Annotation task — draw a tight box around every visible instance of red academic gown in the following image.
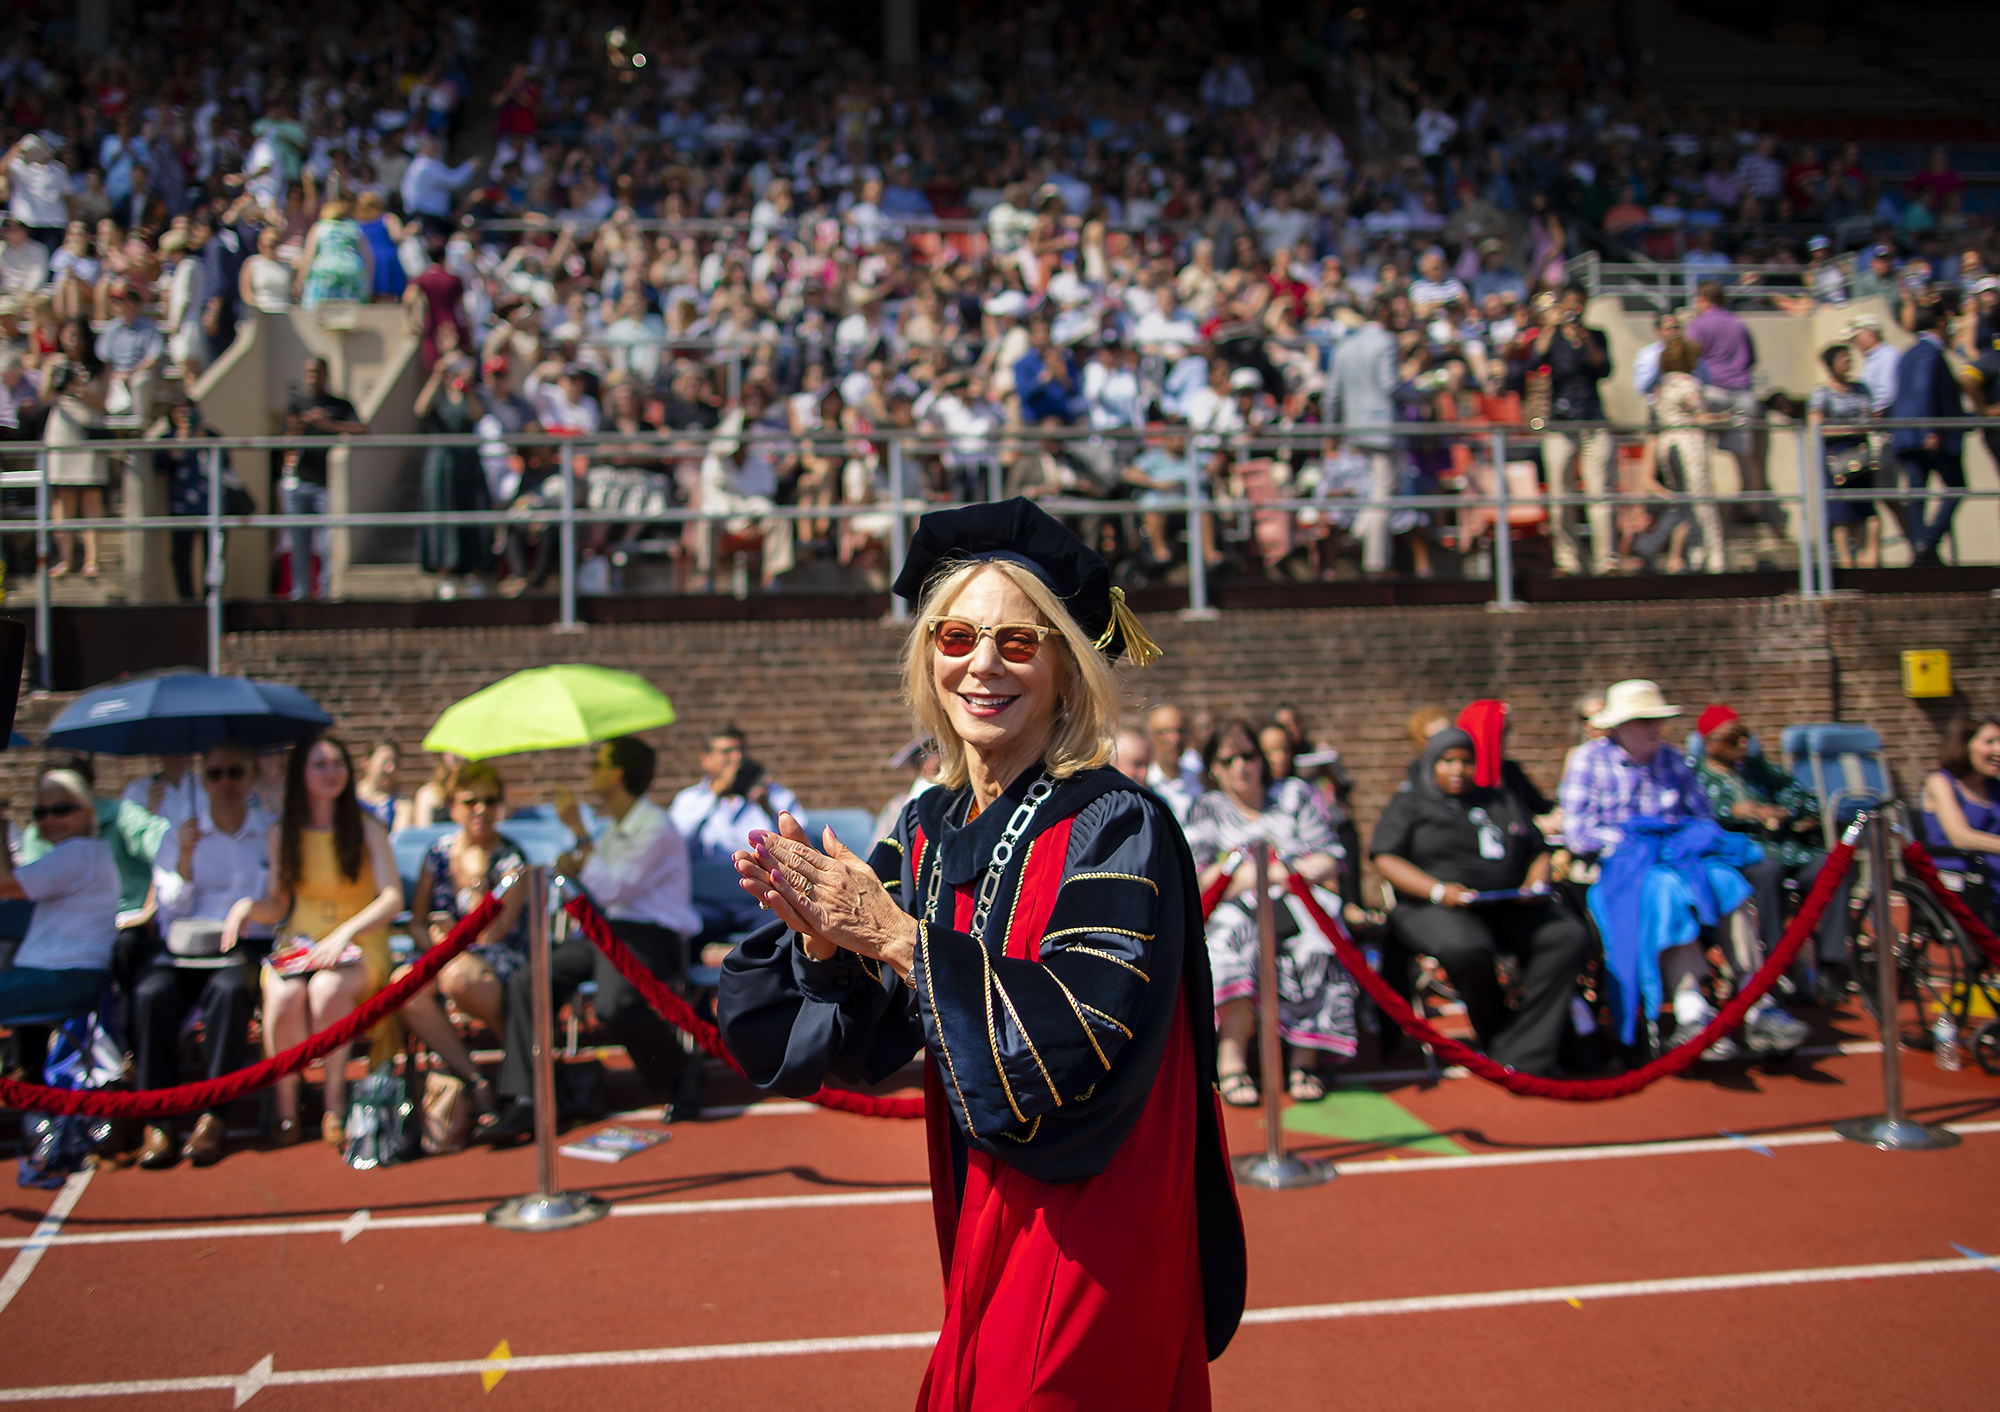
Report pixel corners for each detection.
[915,819,1212,1411]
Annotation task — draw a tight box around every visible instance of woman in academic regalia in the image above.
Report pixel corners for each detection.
[718,498,1246,1410]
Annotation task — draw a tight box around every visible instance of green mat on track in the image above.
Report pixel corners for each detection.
[1280,1086,1468,1156]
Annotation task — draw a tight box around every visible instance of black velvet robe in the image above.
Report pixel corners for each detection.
[717,764,1246,1361]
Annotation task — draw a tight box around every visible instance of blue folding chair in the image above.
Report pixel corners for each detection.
[1781,723,1889,828]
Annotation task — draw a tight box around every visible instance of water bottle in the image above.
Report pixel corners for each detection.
[1933,1013,1963,1072]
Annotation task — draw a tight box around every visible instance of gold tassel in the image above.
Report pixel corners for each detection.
[1094,586,1164,667]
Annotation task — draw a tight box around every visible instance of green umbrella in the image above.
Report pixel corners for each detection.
[422,665,675,760]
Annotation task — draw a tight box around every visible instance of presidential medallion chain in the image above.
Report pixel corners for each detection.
[923,771,1058,938]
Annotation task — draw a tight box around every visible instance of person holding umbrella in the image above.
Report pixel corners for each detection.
[224,736,403,1147]
[135,742,271,1167]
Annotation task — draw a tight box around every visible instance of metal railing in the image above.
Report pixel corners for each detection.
[5,416,1996,686]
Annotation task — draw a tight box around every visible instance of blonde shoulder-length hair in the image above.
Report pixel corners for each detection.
[901,560,1120,792]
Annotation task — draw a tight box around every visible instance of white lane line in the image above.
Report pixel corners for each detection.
[0,1187,934,1251]
[7,1118,1993,1254]
[4,1252,1998,1402]
[0,1166,93,1318]
[1240,1253,2000,1325]
[1328,1120,2000,1177]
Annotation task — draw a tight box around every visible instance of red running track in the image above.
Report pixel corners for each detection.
[0,998,1996,1411]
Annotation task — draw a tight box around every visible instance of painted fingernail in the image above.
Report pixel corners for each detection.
[748,830,772,845]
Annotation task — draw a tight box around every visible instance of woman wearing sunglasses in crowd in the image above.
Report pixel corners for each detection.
[719,499,1244,1407]
[397,760,528,1125]
[0,770,120,1026]
[1186,717,1352,1106]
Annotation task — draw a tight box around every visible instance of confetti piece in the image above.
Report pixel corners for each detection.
[1719,1130,1775,1158]
[482,1340,511,1392]
[1565,1298,1583,1309]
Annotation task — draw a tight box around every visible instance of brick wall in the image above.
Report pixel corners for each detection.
[7,593,1993,869]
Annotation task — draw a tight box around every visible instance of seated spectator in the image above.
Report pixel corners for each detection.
[353,741,408,831]
[1919,713,2000,926]
[134,742,270,1169]
[0,770,119,1028]
[0,217,49,296]
[1372,727,1589,1076]
[404,760,527,1115]
[121,753,202,826]
[1186,718,1352,1105]
[670,725,802,941]
[1144,703,1203,822]
[47,222,96,319]
[1013,318,1086,424]
[224,736,403,1149]
[1694,705,1852,1001]
[489,737,703,1139]
[1559,681,1809,1058]
[1456,699,1554,816]
[1112,725,1153,785]
[21,756,169,1002]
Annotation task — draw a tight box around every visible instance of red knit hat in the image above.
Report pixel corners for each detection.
[1696,703,1739,738]
[1456,699,1508,790]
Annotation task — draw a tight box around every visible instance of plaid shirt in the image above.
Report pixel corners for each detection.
[1558,736,1711,857]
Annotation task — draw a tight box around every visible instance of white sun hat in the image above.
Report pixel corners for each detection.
[1591,679,1683,730]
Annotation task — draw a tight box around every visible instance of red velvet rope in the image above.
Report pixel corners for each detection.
[0,894,501,1118]
[1901,841,2000,968]
[561,898,925,1119]
[1280,842,1857,1100]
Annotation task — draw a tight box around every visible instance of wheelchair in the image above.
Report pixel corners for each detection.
[1869,853,2000,1075]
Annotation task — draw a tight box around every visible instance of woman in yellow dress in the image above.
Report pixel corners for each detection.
[225,735,402,1147]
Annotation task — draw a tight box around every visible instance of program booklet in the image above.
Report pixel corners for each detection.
[558,1124,673,1164]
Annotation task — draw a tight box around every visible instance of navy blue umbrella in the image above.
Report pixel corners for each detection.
[44,672,332,755]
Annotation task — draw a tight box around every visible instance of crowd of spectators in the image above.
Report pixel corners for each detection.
[0,1,1994,593]
[4,670,1990,1170]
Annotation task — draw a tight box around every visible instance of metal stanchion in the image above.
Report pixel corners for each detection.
[1834,813,1960,1152]
[1184,465,1213,618]
[205,447,224,675]
[488,867,612,1230]
[1809,424,1830,595]
[1232,842,1335,1190]
[1794,433,1817,600]
[34,448,50,690]
[888,440,909,623]
[555,444,581,632]
[1489,427,1520,611]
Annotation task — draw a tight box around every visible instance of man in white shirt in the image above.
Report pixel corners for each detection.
[1846,314,1900,413]
[1144,703,1204,821]
[400,135,477,234]
[133,743,269,1169]
[492,736,705,1136]
[1632,311,1682,403]
[0,218,48,294]
[3,135,72,245]
[1408,248,1470,319]
[120,754,203,827]
[669,725,802,941]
